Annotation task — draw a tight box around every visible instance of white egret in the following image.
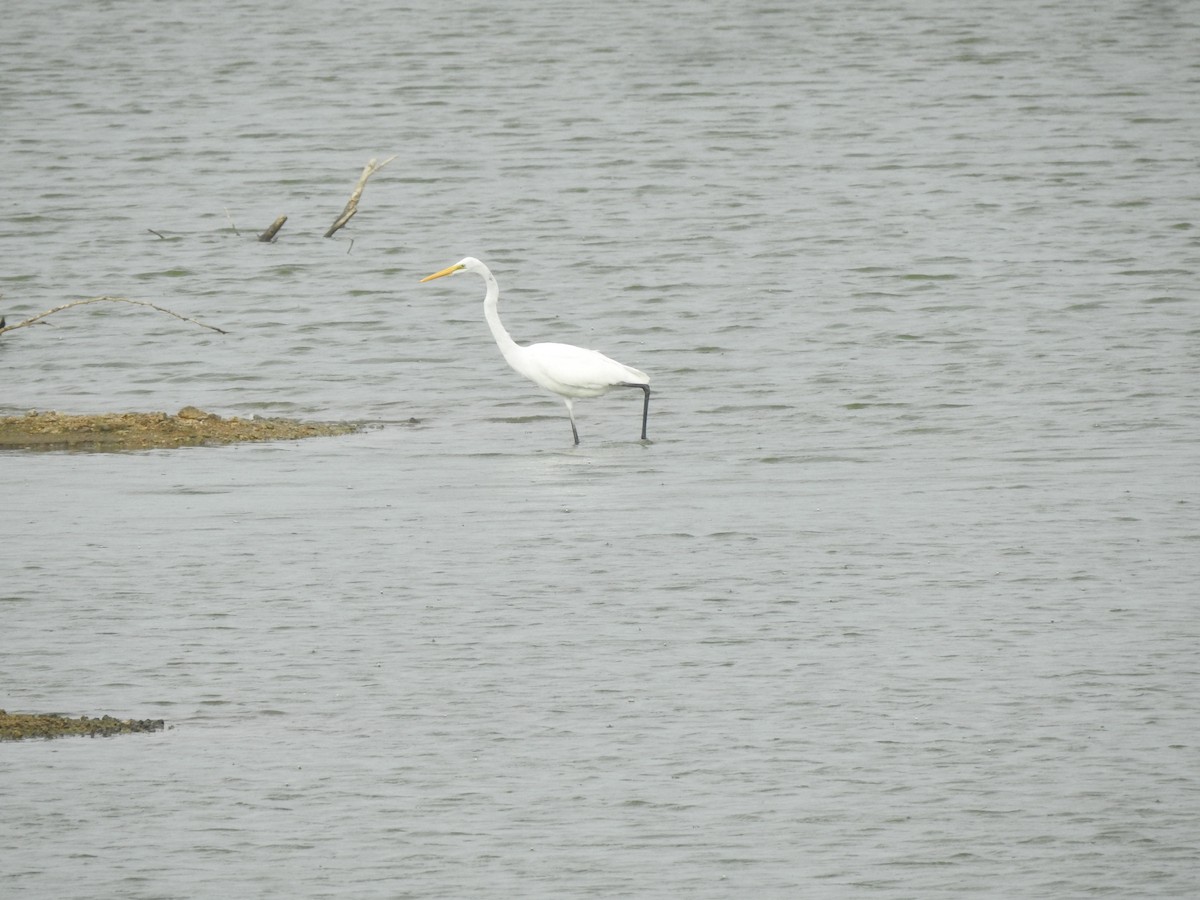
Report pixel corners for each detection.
[420,257,650,445]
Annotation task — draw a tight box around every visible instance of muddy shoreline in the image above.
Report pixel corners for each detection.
[1,710,165,741]
[0,407,360,451]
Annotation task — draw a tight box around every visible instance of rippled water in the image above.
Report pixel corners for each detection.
[3,0,1199,897]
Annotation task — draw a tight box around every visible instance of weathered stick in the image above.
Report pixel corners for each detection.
[324,156,396,238]
[258,215,288,242]
[0,297,228,336]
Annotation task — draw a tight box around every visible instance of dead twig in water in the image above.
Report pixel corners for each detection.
[324,156,396,238]
[0,297,228,336]
[258,215,288,242]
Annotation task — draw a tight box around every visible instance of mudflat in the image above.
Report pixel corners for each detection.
[0,407,359,451]
[1,710,165,741]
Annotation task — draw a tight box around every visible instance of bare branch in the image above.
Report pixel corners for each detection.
[324,155,396,238]
[258,215,288,242]
[0,296,228,336]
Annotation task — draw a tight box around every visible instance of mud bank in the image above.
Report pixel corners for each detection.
[1,710,166,741]
[0,407,359,451]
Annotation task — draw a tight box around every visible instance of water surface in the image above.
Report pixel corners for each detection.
[2,0,1198,897]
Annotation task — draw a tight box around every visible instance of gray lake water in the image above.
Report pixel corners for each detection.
[2,0,1198,896]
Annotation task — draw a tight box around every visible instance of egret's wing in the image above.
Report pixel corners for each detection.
[525,342,648,395]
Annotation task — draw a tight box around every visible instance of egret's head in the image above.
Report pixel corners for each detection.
[420,257,480,282]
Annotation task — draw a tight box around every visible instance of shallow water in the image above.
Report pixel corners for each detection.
[3,0,1199,897]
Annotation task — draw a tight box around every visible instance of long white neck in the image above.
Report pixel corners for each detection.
[480,265,523,364]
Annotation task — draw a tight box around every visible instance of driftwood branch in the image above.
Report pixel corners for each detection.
[0,297,228,336]
[258,215,288,242]
[324,156,396,238]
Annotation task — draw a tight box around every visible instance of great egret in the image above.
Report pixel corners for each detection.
[420,257,650,445]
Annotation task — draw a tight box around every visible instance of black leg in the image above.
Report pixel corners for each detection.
[565,399,580,445]
[636,385,651,440]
